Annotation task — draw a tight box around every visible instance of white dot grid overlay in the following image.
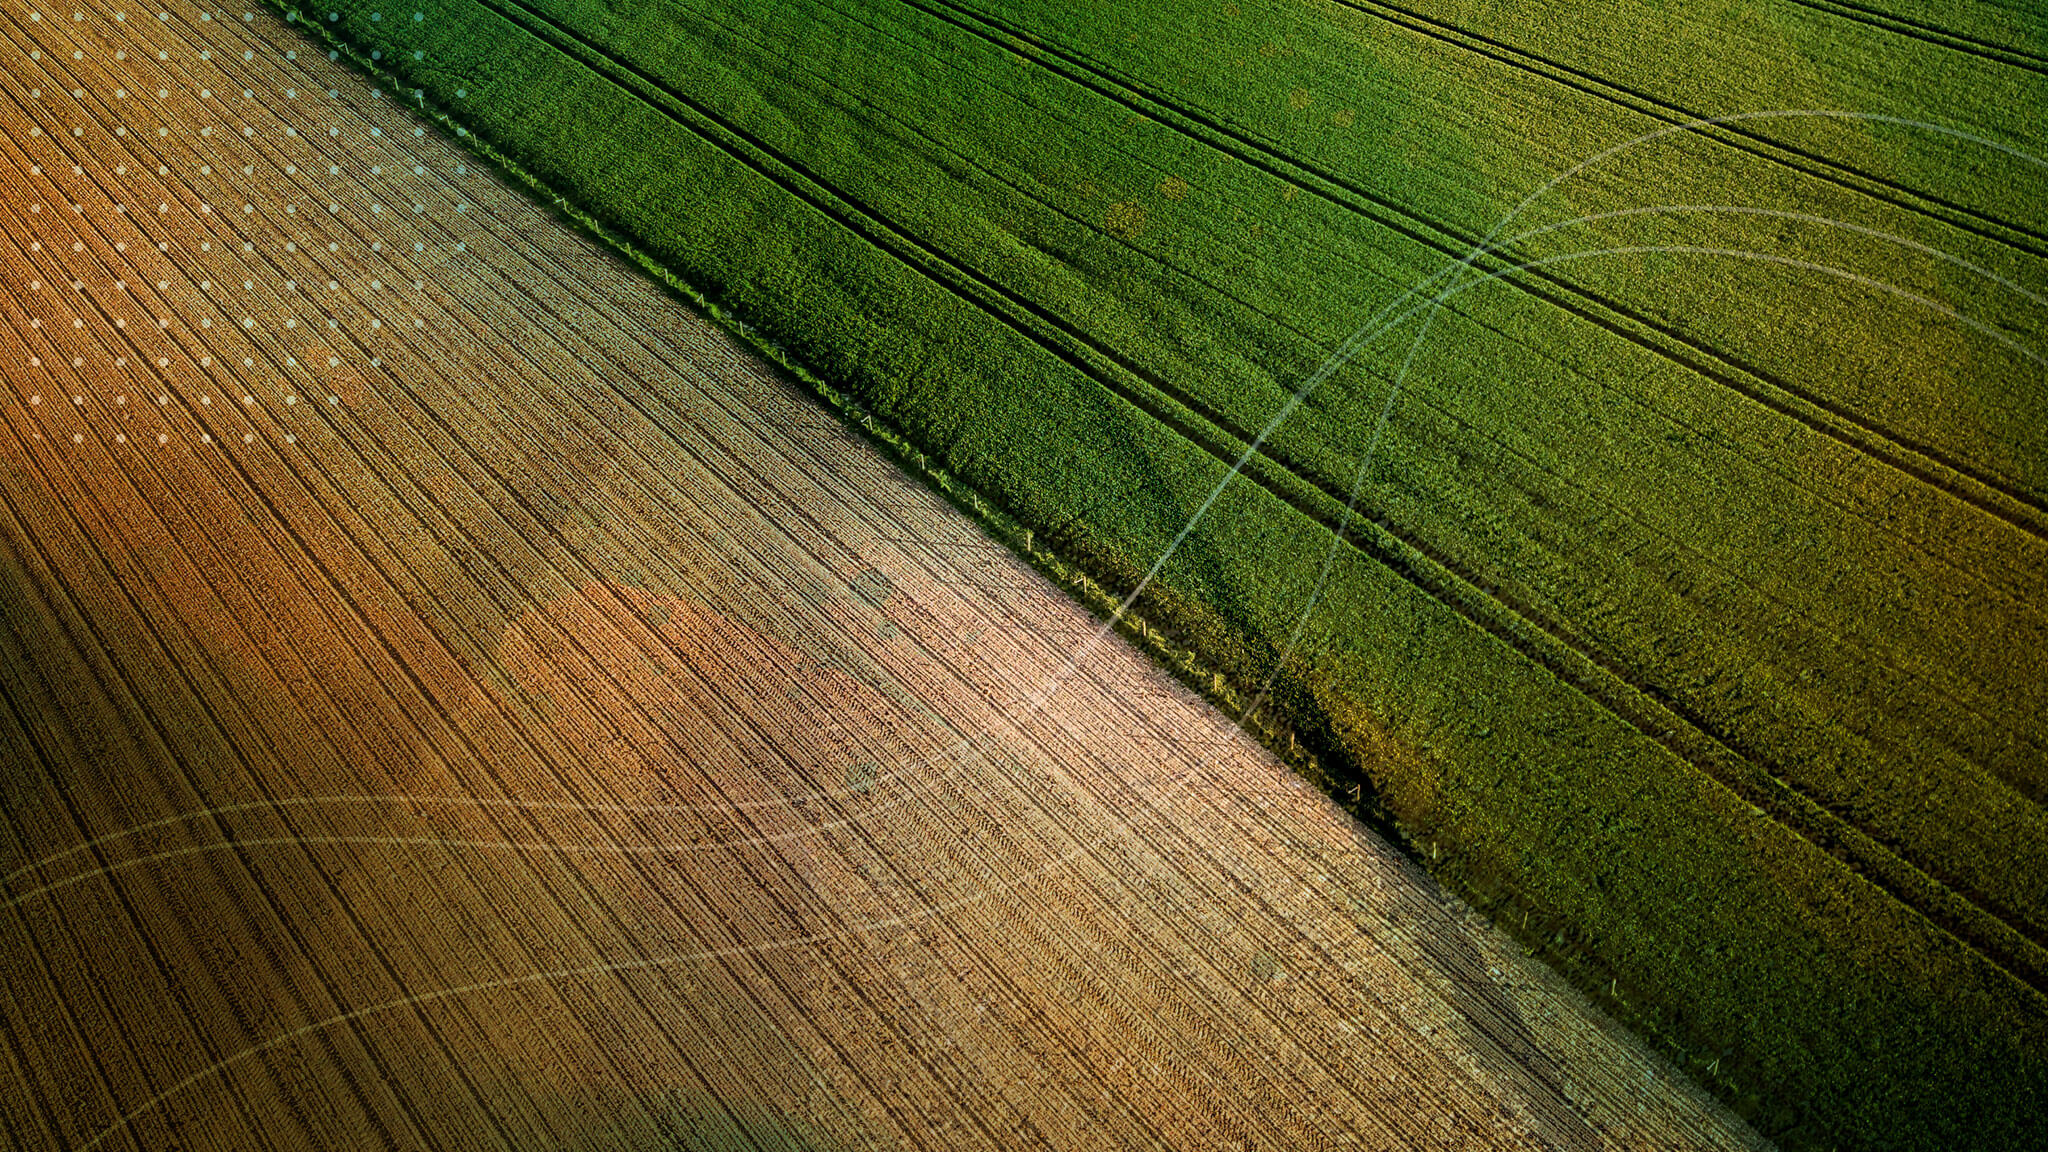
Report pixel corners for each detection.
[2,2,482,453]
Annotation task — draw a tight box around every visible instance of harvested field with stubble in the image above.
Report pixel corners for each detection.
[238,0,2048,1146]
[0,6,1772,1151]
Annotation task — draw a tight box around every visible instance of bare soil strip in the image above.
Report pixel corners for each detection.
[0,6,1764,1150]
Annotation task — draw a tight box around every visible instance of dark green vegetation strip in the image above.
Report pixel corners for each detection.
[276,0,2047,1146]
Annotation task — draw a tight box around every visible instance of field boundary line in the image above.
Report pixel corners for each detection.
[250,0,1471,843]
[257,0,1352,855]
[14,10,1602,1146]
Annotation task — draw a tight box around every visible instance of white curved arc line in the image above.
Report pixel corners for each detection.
[1313,243,2040,406]
[1339,111,2045,409]
[1461,245,2040,364]
[74,935,832,1152]
[1504,110,2046,249]
[73,761,1203,1152]
[0,794,805,889]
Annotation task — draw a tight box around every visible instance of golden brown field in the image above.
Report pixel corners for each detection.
[0,5,1766,1149]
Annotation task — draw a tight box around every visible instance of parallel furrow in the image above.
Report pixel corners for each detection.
[0,490,398,1152]
[1318,0,2048,240]
[0,24,739,1143]
[12,18,1193,1136]
[1778,0,2048,73]
[762,0,2047,763]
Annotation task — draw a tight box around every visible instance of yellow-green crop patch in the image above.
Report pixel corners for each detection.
[275,0,2047,1146]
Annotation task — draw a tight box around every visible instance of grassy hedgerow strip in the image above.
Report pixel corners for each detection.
[276,0,2048,1147]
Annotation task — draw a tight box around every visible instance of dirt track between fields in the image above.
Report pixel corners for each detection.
[0,5,1766,1150]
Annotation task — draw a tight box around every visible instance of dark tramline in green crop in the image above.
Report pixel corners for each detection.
[275,0,2048,1146]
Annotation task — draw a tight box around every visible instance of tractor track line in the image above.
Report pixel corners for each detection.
[937,0,2048,261]
[1313,0,2048,235]
[1777,0,2048,73]
[922,0,2048,539]
[453,0,2048,996]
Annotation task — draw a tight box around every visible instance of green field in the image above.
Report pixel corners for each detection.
[272,0,2047,1145]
